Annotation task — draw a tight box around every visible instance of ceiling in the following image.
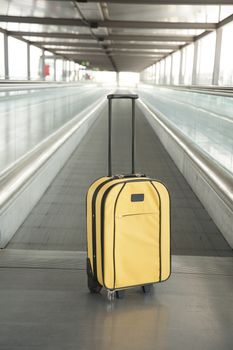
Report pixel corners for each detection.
[0,0,233,72]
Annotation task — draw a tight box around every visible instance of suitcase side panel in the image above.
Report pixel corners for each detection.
[153,181,171,281]
[95,179,124,285]
[86,176,109,271]
[101,184,125,289]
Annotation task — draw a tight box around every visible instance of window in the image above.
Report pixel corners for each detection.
[93,71,117,84]
[159,60,165,84]
[8,36,27,80]
[70,61,75,81]
[148,65,154,82]
[75,63,80,81]
[119,72,139,87]
[181,43,194,85]
[142,66,153,82]
[164,56,171,84]
[30,45,42,80]
[0,33,5,79]
[63,60,70,81]
[196,32,216,85]
[43,51,54,81]
[171,51,181,85]
[219,21,233,86]
[56,59,63,81]
[152,64,156,82]
[155,62,160,84]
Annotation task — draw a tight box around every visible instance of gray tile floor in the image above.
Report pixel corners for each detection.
[0,254,232,350]
[1,98,233,350]
[7,99,233,256]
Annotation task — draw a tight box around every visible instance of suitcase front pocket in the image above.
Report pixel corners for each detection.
[114,211,160,289]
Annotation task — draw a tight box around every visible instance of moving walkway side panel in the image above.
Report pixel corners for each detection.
[138,99,233,248]
[0,97,107,248]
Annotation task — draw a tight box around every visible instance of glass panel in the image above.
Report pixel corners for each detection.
[23,37,97,44]
[62,60,67,81]
[119,72,139,87]
[66,61,71,81]
[149,65,154,82]
[181,43,194,85]
[70,61,75,81]
[138,85,233,174]
[8,36,28,80]
[141,67,148,82]
[111,28,204,36]
[44,50,53,56]
[30,45,42,80]
[91,71,116,84]
[0,0,81,18]
[75,63,80,81]
[152,64,156,83]
[0,32,5,79]
[108,4,221,22]
[171,51,181,84]
[0,84,111,174]
[0,22,90,34]
[43,52,55,81]
[219,21,233,86]
[159,60,165,84]
[115,41,186,46]
[164,56,171,84]
[155,62,160,84]
[220,6,233,20]
[56,59,63,81]
[196,32,216,85]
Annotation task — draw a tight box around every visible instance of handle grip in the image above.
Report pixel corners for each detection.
[107,94,139,100]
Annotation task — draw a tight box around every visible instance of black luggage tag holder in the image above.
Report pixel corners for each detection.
[107,94,139,177]
[131,193,144,202]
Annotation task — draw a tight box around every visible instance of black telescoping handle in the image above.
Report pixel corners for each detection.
[107,94,139,100]
[107,93,139,177]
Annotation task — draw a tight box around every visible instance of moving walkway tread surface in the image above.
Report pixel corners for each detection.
[7,99,232,256]
[0,99,232,350]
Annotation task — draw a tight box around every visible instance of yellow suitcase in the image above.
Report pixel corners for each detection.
[86,94,171,299]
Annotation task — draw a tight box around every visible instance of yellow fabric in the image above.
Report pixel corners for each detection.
[86,177,170,289]
[95,179,128,285]
[86,176,108,270]
[103,184,124,288]
[153,181,170,281]
[104,182,160,288]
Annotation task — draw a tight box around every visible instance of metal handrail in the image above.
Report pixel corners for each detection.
[140,83,233,98]
[138,99,233,211]
[0,82,95,93]
[0,96,106,210]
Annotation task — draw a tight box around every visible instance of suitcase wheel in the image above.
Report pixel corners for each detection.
[116,290,125,299]
[107,290,115,301]
[87,258,102,293]
[88,274,102,293]
[142,284,153,293]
